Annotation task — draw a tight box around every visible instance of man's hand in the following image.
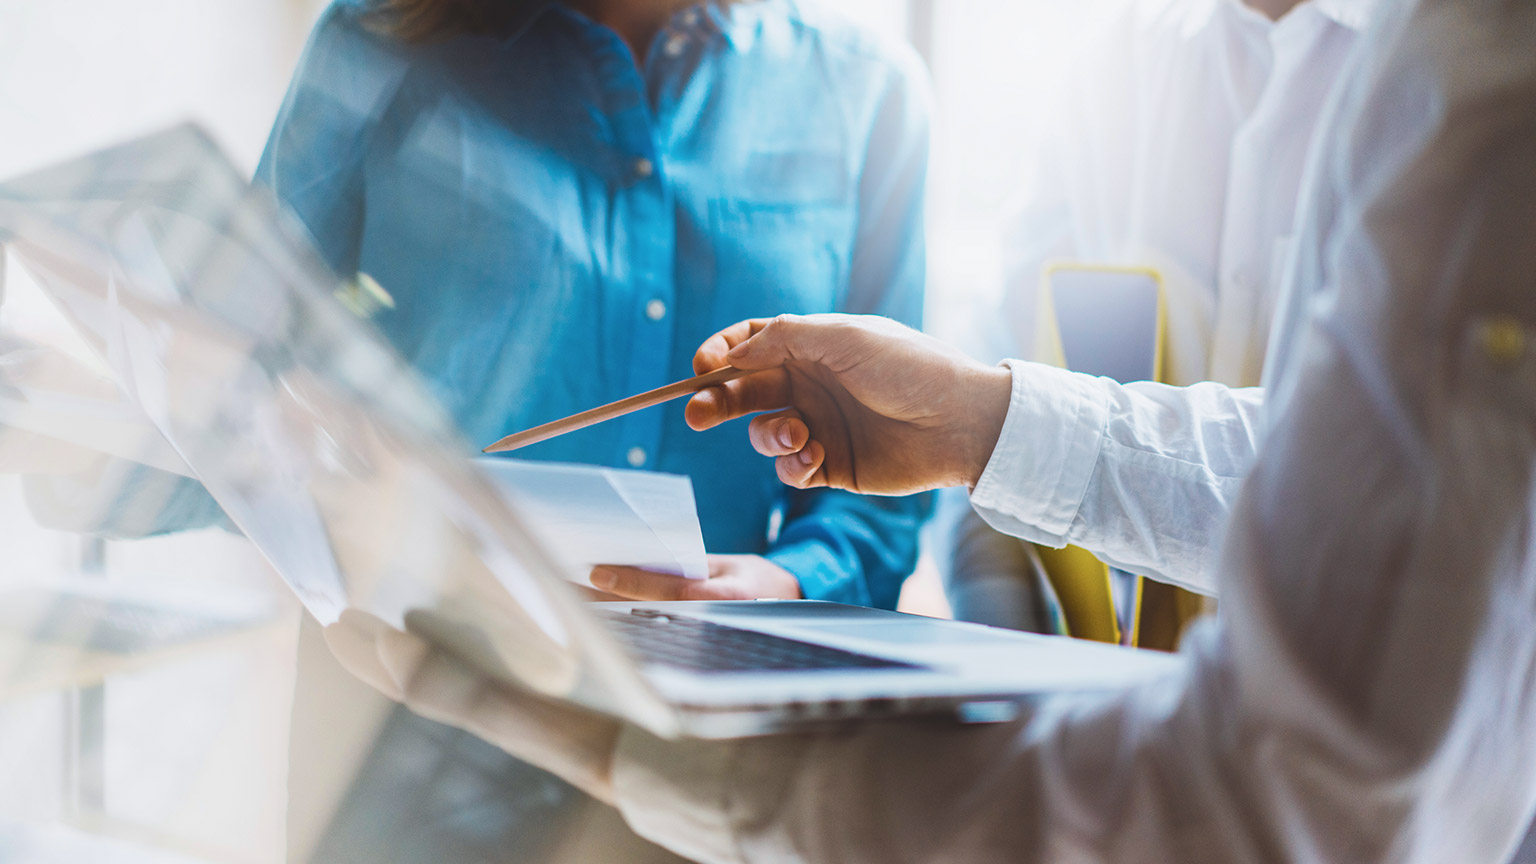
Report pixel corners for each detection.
[589,554,802,601]
[685,314,1014,495]
[322,609,622,805]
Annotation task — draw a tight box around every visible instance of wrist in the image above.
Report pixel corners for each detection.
[757,556,804,599]
[959,363,1013,489]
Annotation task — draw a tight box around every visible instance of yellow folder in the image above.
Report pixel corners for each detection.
[1033,263,1190,647]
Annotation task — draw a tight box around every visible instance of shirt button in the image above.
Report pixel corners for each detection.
[632,157,655,179]
[663,33,688,57]
[645,299,667,321]
[626,446,647,468]
[1480,316,1527,367]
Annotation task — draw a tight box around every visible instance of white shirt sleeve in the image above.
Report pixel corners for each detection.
[611,3,1536,861]
[969,359,1263,595]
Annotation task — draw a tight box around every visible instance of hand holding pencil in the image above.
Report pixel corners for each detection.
[486,312,1015,498]
[680,314,1015,495]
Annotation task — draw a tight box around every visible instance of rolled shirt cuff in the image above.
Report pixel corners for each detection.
[969,359,1111,546]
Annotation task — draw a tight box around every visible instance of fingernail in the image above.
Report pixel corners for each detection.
[798,449,815,467]
[590,569,614,590]
[778,423,795,449]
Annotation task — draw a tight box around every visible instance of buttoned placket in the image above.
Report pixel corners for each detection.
[1208,11,1313,387]
[584,8,707,471]
[571,19,673,472]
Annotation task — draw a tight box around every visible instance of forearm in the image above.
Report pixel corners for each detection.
[970,360,1262,594]
[613,669,1209,864]
[765,489,930,610]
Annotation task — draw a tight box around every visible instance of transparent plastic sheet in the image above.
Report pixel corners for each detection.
[0,126,682,863]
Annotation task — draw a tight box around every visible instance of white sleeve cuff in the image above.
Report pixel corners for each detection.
[969,359,1112,545]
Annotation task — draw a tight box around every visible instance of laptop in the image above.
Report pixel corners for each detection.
[0,126,1176,739]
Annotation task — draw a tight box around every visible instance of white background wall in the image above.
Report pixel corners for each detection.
[0,0,326,178]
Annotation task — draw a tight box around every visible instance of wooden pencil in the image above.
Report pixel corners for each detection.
[482,366,752,454]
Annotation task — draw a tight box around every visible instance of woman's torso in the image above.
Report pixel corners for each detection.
[259,0,926,554]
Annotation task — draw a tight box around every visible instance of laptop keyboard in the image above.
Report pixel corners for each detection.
[598,609,921,674]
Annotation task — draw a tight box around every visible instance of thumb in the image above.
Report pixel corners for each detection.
[322,610,408,701]
[376,625,434,694]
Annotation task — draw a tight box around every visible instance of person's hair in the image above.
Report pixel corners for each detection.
[365,0,744,43]
[364,0,532,41]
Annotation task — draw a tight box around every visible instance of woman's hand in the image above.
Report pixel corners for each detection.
[589,554,802,601]
[685,314,1014,495]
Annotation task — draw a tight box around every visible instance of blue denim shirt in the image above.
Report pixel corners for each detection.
[256,0,931,608]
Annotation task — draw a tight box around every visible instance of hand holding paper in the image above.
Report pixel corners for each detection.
[590,554,802,601]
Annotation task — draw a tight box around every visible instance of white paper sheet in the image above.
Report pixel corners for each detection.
[477,458,708,584]
[0,335,191,477]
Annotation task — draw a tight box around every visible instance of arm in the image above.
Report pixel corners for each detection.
[972,364,1263,594]
[960,164,1265,597]
[629,4,1536,861]
[254,2,401,276]
[968,80,1263,596]
[764,42,935,609]
[952,2,1265,596]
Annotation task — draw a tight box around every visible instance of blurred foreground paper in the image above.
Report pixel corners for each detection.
[478,459,708,582]
[0,121,684,864]
[0,335,190,478]
[0,122,668,723]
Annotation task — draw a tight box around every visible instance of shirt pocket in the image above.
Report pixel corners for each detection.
[705,150,855,321]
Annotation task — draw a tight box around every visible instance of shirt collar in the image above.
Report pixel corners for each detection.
[500,1,561,44]
[1308,0,1378,32]
[1225,0,1377,34]
[501,1,750,52]
[701,1,755,52]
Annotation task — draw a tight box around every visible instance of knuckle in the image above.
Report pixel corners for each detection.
[769,313,802,334]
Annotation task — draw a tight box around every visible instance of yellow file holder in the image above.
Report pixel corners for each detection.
[1033,263,1197,648]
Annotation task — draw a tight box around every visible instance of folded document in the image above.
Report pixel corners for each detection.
[477,458,709,583]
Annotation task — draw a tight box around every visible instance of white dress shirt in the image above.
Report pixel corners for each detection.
[994,0,1364,389]
[945,0,1367,606]
[613,1,1536,861]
